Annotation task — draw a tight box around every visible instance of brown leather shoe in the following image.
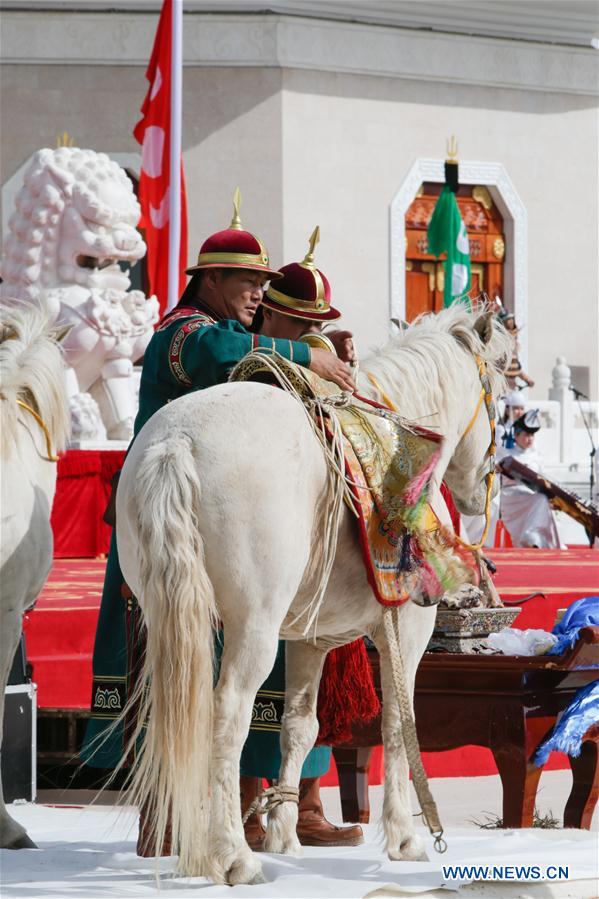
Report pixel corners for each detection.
[241,775,266,852]
[136,802,172,857]
[296,776,364,847]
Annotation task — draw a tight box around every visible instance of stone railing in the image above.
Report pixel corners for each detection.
[546,357,598,465]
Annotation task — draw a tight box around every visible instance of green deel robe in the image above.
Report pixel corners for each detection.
[81,304,331,778]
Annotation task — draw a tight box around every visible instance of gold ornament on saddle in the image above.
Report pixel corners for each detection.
[299,332,336,353]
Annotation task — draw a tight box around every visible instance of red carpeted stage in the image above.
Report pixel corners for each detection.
[24,539,598,782]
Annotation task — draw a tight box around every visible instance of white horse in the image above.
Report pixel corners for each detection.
[0,305,70,849]
[115,305,509,884]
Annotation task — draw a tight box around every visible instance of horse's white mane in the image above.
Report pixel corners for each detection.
[361,303,511,422]
[0,303,70,457]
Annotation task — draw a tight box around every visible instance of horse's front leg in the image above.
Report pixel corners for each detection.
[265,640,327,855]
[0,603,36,849]
[371,605,435,862]
[208,623,280,886]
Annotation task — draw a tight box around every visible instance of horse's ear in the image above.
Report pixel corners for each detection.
[52,323,74,344]
[474,311,494,345]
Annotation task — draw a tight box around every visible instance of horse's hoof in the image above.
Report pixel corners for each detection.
[4,833,38,850]
[225,855,265,886]
[264,832,302,856]
[388,834,428,862]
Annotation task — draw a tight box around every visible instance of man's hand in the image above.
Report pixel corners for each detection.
[326,329,356,364]
[309,348,355,392]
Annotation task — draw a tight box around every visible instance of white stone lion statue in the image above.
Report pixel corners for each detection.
[0,147,160,441]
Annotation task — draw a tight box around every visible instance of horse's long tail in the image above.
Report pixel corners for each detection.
[126,435,217,876]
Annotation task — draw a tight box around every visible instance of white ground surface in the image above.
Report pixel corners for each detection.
[2,773,597,899]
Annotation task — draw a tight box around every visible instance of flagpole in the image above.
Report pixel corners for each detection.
[168,0,183,312]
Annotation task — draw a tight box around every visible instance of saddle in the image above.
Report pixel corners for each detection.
[230,351,477,607]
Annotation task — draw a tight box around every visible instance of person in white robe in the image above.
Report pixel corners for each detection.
[496,410,565,548]
[496,390,525,450]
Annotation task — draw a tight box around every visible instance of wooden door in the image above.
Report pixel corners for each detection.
[405,184,505,321]
[406,266,432,321]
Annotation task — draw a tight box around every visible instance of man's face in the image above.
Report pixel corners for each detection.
[210,269,269,327]
[262,309,321,341]
[515,430,534,450]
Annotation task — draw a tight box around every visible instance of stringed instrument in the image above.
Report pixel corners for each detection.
[498,455,599,539]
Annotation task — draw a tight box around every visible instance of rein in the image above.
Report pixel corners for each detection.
[367,372,397,411]
[16,399,59,462]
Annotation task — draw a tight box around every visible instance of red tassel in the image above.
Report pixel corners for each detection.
[316,639,381,745]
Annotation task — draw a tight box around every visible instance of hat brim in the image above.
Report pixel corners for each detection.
[185,261,284,279]
[261,295,341,322]
[514,425,540,434]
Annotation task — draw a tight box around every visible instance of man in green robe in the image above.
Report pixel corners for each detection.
[80,200,354,855]
[240,227,363,849]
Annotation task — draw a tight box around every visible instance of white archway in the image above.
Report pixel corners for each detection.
[390,158,528,366]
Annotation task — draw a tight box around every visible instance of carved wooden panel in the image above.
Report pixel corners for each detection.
[404,182,505,320]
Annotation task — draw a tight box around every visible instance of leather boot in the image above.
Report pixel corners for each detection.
[241,775,266,852]
[136,802,172,857]
[296,776,364,847]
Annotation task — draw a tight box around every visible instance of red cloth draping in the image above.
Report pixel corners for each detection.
[440,482,460,533]
[51,450,126,557]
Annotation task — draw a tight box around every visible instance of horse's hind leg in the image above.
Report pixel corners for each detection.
[208,622,280,886]
[0,603,36,849]
[371,605,435,862]
[265,640,327,855]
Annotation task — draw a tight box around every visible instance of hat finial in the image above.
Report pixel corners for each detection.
[230,187,243,230]
[302,226,320,268]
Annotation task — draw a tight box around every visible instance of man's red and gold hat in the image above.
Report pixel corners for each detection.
[186,188,282,279]
[261,227,341,322]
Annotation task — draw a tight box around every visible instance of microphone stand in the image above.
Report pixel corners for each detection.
[571,387,597,546]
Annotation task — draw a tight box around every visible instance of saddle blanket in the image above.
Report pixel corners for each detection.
[230,354,476,607]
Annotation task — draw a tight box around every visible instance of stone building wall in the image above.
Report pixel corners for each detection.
[1,7,597,399]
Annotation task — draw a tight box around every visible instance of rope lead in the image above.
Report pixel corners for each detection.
[383,606,447,853]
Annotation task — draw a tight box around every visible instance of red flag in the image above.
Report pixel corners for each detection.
[134,0,187,315]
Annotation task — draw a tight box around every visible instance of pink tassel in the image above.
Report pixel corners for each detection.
[403,448,441,506]
[419,561,442,597]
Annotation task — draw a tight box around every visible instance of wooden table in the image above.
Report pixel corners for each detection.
[332,626,599,829]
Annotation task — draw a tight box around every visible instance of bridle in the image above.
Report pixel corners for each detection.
[453,354,496,551]
[367,353,497,552]
[16,399,59,462]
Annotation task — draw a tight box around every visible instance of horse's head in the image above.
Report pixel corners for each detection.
[443,311,510,515]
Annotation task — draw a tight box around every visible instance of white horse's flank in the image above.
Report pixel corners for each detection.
[115,305,509,884]
[0,305,70,849]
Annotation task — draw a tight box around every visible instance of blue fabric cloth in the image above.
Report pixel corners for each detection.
[534,680,599,767]
[548,595,599,655]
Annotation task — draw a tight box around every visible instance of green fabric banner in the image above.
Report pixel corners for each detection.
[427,185,471,306]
